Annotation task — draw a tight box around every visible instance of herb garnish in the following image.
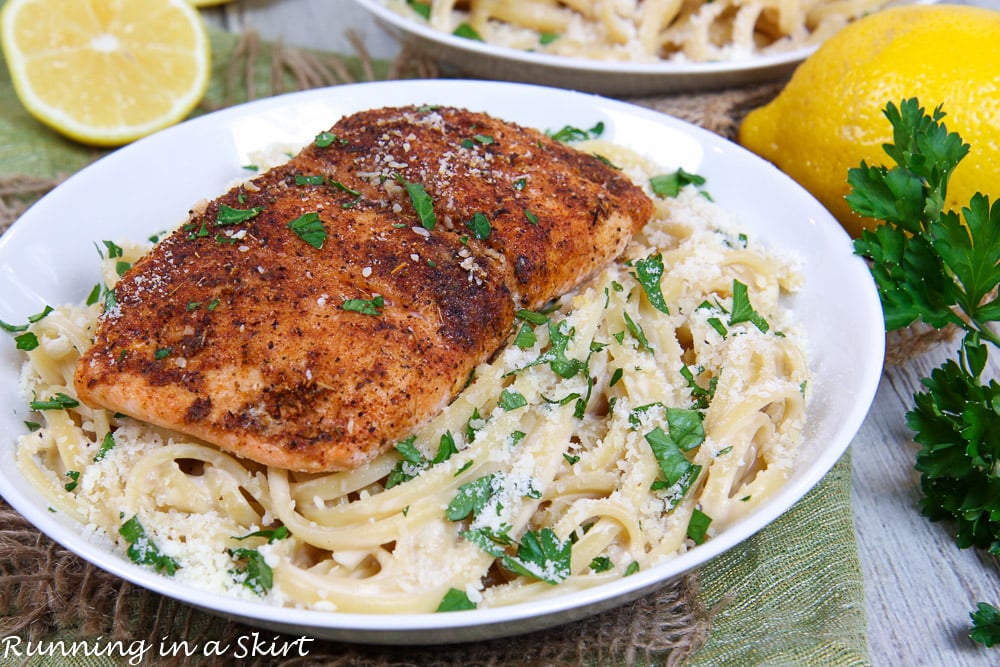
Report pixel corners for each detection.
[650,169,707,198]
[341,294,384,316]
[314,131,346,147]
[629,253,670,315]
[63,470,80,492]
[645,415,704,509]
[228,526,289,595]
[29,392,79,411]
[846,98,1000,635]
[216,204,264,226]
[385,432,459,488]
[729,280,770,333]
[466,212,492,240]
[464,527,572,585]
[687,508,712,545]
[406,0,431,19]
[437,588,476,612]
[452,22,483,40]
[93,431,115,462]
[119,515,179,575]
[396,175,437,230]
[547,122,605,143]
[286,211,326,249]
[295,174,325,186]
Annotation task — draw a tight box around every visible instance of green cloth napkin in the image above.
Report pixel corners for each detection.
[0,18,870,666]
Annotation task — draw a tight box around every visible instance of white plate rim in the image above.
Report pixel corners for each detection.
[351,0,818,77]
[0,79,885,645]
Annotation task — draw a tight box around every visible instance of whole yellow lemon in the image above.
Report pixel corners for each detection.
[739,4,1000,238]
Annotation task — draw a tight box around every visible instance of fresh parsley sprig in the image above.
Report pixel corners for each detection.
[847,98,1000,645]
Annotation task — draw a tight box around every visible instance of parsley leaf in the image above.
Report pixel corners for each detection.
[286,211,326,249]
[228,547,274,595]
[971,602,1000,647]
[446,473,500,521]
[29,392,79,411]
[729,280,770,333]
[119,515,180,575]
[466,212,492,240]
[850,99,1000,561]
[342,294,384,316]
[464,526,571,584]
[687,508,712,545]
[650,169,706,198]
[216,204,265,226]
[437,587,476,611]
[452,22,483,40]
[397,176,437,230]
[546,122,604,143]
[629,253,670,314]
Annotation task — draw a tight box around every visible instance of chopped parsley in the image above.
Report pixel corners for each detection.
[452,22,483,40]
[461,134,495,148]
[216,204,265,226]
[313,131,346,147]
[228,526,290,595]
[547,122,605,143]
[589,556,613,572]
[729,280,770,333]
[234,526,289,543]
[93,431,115,462]
[397,175,437,230]
[63,470,80,492]
[649,168,707,198]
[385,432,459,488]
[465,212,492,240]
[629,253,670,315]
[228,548,274,595]
[498,389,528,411]
[29,392,79,411]
[119,515,179,575]
[341,294,384,316]
[645,426,703,508]
[406,0,431,19]
[295,174,325,186]
[101,240,124,258]
[437,588,476,612]
[464,526,571,585]
[687,508,712,545]
[15,332,38,351]
[286,211,326,249]
[514,323,536,349]
[1,305,54,333]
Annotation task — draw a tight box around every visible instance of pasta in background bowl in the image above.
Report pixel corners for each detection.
[0,80,884,644]
[355,0,931,95]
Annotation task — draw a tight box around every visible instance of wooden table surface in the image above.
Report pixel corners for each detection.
[204,2,1000,665]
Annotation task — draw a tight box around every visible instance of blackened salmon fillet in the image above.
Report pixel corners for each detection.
[74,106,653,471]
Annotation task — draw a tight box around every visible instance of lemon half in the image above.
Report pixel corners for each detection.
[1,0,212,147]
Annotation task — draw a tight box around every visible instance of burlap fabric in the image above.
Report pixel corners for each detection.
[1,25,871,667]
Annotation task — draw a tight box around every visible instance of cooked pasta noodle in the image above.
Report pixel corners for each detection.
[13,137,809,612]
[386,0,899,63]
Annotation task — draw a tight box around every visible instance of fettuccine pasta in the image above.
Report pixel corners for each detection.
[387,0,899,63]
[13,138,809,612]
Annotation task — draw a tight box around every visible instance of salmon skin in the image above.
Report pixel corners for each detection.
[74,106,654,472]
